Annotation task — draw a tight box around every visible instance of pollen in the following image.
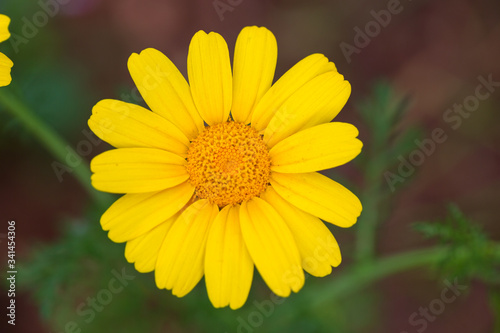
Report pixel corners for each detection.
[186,122,271,207]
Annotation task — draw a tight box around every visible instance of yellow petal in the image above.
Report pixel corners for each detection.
[91,148,188,193]
[251,54,336,131]
[270,172,361,227]
[0,14,10,43]
[0,52,13,87]
[101,182,194,242]
[264,71,351,148]
[125,213,178,273]
[89,99,189,156]
[128,48,204,139]
[232,26,277,124]
[155,200,219,297]
[260,187,341,277]
[205,205,253,309]
[188,31,232,125]
[270,122,362,173]
[239,197,304,297]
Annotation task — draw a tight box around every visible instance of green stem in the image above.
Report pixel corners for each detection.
[255,243,500,333]
[311,246,448,306]
[267,243,500,333]
[266,246,449,332]
[308,243,500,308]
[0,87,109,207]
[355,156,386,262]
[489,288,500,333]
[355,186,379,262]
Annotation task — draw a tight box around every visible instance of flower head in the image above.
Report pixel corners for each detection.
[0,14,13,87]
[89,26,362,309]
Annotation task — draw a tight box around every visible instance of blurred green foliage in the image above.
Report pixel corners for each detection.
[414,204,500,284]
[0,0,93,145]
[353,81,420,263]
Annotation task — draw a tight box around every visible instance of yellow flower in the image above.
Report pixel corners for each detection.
[0,14,13,87]
[89,26,362,309]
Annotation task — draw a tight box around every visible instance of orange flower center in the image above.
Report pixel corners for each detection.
[186,122,271,207]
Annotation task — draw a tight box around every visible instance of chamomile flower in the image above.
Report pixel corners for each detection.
[89,26,362,309]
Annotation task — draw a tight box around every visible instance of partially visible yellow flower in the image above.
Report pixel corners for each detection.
[89,26,362,309]
[0,14,13,87]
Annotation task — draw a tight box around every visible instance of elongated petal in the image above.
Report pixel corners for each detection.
[91,148,188,193]
[0,14,10,43]
[251,54,336,131]
[240,198,304,297]
[270,172,361,227]
[205,205,253,309]
[270,122,362,173]
[264,71,351,148]
[125,213,178,273]
[128,48,204,139]
[101,182,194,242]
[260,187,341,277]
[155,200,219,297]
[89,99,189,156]
[232,26,277,123]
[0,52,13,87]
[188,31,232,125]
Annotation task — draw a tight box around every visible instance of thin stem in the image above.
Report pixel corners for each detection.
[354,85,406,263]
[310,246,448,307]
[355,186,380,262]
[265,246,451,332]
[307,243,500,308]
[258,242,500,333]
[0,87,110,207]
[355,156,386,262]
